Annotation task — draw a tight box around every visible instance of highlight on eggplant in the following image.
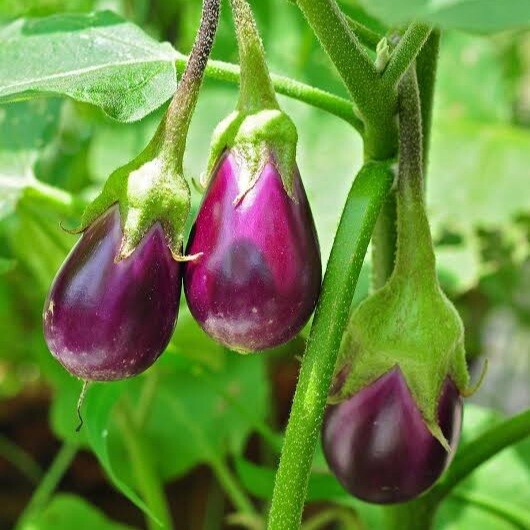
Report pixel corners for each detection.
[184,151,321,352]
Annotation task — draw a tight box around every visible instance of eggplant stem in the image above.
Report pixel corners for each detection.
[75,380,90,432]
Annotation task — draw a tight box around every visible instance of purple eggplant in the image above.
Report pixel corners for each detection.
[322,368,463,504]
[184,151,321,352]
[43,206,181,381]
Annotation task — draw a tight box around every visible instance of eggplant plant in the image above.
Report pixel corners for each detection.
[0,0,529,530]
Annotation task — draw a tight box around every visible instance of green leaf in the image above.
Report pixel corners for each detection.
[77,343,268,517]
[0,257,15,274]
[356,0,530,33]
[0,11,177,121]
[436,405,530,529]
[135,349,269,481]
[19,494,136,530]
[83,382,155,518]
[0,99,62,220]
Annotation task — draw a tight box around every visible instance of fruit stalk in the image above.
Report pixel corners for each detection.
[158,0,221,171]
[392,65,436,285]
[230,0,278,111]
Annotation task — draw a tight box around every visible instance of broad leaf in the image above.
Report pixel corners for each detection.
[133,346,269,481]
[19,494,136,530]
[77,332,269,517]
[356,0,530,33]
[83,382,155,518]
[0,99,62,220]
[0,11,177,121]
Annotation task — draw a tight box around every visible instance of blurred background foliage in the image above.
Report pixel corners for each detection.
[0,0,529,529]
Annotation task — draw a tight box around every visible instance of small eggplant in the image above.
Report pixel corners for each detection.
[184,151,321,352]
[43,206,181,381]
[322,368,463,504]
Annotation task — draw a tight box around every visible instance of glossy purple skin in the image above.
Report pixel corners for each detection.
[184,152,321,352]
[322,368,463,504]
[43,207,181,381]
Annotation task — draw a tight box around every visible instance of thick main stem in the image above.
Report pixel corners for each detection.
[158,0,221,171]
[230,0,278,111]
[296,0,398,160]
[267,162,394,529]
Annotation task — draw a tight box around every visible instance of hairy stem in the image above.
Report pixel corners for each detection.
[382,24,432,88]
[415,30,440,177]
[174,54,363,130]
[267,162,394,529]
[295,0,377,94]
[158,0,221,170]
[392,66,437,283]
[345,15,384,51]
[371,193,397,289]
[295,0,398,160]
[230,0,278,111]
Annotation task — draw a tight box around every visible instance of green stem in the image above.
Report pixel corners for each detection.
[0,434,42,484]
[415,30,440,177]
[295,0,398,159]
[382,24,432,88]
[116,402,174,530]
[209,456,256,515]
[371,193,397,289]
[430,408,530,501]
[295,0,377,98]
[266,161,394,530]
[392,66,437,284]
[17,441,78,528]
[157,0,221,171]
[345,16,383,51]
[174,54,363,130]
[230,0,278,111]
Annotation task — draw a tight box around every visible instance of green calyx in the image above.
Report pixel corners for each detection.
[77,139,191,261]
[330,270,469,449]
[203,108,298,200]
[201,0,298,201]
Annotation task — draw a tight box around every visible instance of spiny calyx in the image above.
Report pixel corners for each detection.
[76,140,191,261]
[330,271,469,449]
[203,109,298,201]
